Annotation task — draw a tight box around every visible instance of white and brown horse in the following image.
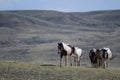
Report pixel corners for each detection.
[100,48,113,69]
[72,47,83,66]
[57,42,83,67]
[58,42,73,67]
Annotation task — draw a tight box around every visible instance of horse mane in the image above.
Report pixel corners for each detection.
[61,42,67,50]
[62,42,71,50]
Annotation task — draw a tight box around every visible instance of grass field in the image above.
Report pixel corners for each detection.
[0,61,120,80]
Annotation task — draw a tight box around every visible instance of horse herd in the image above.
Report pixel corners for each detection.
[57,42,114,69]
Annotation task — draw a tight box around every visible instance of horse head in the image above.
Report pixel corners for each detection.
[57,42,64,54]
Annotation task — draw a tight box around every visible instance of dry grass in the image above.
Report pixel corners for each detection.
[0,61,120,80]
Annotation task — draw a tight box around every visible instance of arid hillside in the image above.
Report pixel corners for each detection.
[0,10,120,67]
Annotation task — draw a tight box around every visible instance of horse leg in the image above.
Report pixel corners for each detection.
[103,60,107,69]
[60,58,62,67]
[101,59,104,68]
[79,59,81,66]
[77,60,80,66]
[91,61,93,68]
[64,56,67,66]
[99,59,102,68]
[98,59,101,68]
[106,60,108,68]
[77,57,80,66]
[74,57,76,66]
[105,61,107,69]
[60,54,63,67]
[70,55,72,66]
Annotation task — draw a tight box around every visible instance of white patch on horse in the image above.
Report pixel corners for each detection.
[93,48,96,52]
[62,42,72,55]
[103,47,112,59]
[74,47,82,61]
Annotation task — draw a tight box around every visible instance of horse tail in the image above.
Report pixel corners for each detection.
[110,55,116,60]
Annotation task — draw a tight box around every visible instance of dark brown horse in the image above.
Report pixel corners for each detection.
[96,49,102,67]
[89,48,98,67]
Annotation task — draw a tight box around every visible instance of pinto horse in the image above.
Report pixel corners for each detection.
[57,42,83,67]
[72,47,83,66]
[100,48,113,69]
[57,42,73,67]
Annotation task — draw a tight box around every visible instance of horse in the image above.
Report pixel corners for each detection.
[72,47,83,66]
[57,42,74,67]
[95,49,103,68]
[89,48,98,67]
[100,48,113,69]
